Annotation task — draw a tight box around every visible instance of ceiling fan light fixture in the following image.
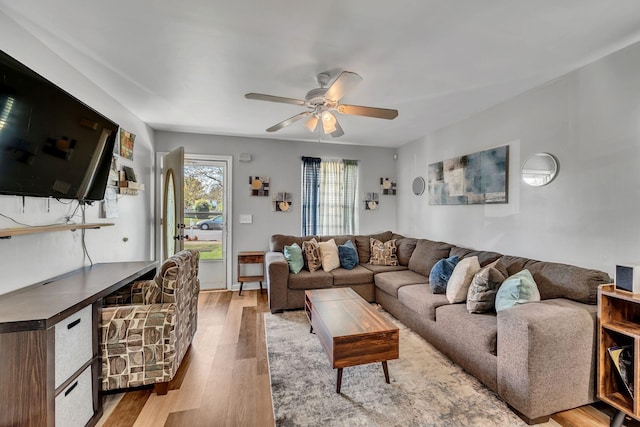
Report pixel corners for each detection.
[321,111,337,134]
[304,114,318,132]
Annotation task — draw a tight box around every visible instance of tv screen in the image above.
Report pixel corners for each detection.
[0,49,119,201]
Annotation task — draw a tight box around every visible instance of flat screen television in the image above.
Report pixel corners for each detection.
[0,49,119,201]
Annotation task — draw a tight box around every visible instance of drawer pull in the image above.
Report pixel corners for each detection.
[67,318,81,329]
[64,381,78,396]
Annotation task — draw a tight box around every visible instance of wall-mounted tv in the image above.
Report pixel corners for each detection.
[0,49,119,201]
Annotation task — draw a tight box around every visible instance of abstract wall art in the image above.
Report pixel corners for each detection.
[249,176,269,196]
[273,192,292,212]
[428,145,509,205]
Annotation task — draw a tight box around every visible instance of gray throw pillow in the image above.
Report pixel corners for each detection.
[467,265,505,313]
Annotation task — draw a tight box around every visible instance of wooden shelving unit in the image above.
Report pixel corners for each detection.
[0,222,114,239]
[598,284,640,425]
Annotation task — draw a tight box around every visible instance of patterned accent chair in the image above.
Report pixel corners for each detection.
[99,249,200,395]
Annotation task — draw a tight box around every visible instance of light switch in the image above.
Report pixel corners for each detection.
[239,214,253,224]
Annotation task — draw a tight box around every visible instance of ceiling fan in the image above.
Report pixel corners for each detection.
[245,71,398,138]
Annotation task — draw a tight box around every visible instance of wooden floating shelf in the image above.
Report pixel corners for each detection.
[0,222,114,239]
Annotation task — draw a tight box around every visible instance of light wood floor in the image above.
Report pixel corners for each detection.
[96,290,635,427]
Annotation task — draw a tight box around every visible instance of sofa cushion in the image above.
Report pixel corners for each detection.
[397,284,450,321]
[284,243,304,274]
[287,269,333,290]
[338,240,359,270]
[331,265,374,286]
[446,256,481,303]
[362,264,408,274]
[354,231,393,264]
[375,269,428,297]
[450,246,502,267]
[436,304,498,355]
[467,264,505,313]
[396,237,418,266]
[428,255,459,294]
[408,239,453,277]
[318,234,355,246]
[496,255,610,304]
[302,238,322,272]
[524,261,611,305]
[495,269,540,312]
[369,238,398,266]
[319,239,340,272]
[270,234,311,252]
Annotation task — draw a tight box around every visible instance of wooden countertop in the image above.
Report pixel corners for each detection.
[0,260,157,332]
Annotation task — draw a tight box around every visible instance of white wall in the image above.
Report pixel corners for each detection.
[397,40,640,276]
[154,132,397,281]
[0,11,155,295]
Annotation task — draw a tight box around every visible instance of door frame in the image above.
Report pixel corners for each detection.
[156,152,233,290]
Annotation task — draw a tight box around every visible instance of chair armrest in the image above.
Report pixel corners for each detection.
[99,303,177,389]
[497,299,596,421]
[266,251,289,312]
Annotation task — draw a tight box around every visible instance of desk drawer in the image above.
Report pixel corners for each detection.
[55,304,93,388]
[55,365,94,427]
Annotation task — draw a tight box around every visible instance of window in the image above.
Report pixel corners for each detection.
[302,157,358,235]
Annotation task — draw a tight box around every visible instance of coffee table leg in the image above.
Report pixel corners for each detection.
[382,361,390,384]
[336,368,343,393]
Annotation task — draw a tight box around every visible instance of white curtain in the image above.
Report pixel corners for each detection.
[317,160,357,235]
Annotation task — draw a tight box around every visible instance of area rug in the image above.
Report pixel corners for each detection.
[265,308,530,427]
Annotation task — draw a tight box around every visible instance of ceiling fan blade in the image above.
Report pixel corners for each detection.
[324,71,363,102]
[245,93,306,106]
[330,119,344,138]
[266,112,311,132]
[337,104,398,120]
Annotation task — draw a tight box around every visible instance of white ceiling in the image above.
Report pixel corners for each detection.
[2,1,640,148]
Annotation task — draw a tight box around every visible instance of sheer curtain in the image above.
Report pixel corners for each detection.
[302,157,358,235]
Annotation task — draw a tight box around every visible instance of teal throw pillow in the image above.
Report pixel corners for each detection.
[429,255,459,294]
[338,240,359,270]
[284,243,304,274]
[495,269,540,312]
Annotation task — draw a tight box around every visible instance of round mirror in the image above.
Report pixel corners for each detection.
[521,153,558,187]
[412,176,426,195]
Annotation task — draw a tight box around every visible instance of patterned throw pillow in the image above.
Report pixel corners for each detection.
[302,238,322,272]
[368,238,398,266]
[467,265,505,313]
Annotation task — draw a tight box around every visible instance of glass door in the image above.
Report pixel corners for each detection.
[183,156,229,290]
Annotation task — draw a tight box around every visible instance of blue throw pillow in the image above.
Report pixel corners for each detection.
[495,269,540,312]
[338,240,359,270]
[429,255,459,294]
[284,243,304,274]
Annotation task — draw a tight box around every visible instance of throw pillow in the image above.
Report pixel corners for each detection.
[428,255,459,294]
[368,238,398,266]
[284,243,304,274]
[467,265,505,313]
[446,256,481,303]
[302,238,322,272]
[318,239,341,272]
[338,240,359,270]
[495,269,541,312]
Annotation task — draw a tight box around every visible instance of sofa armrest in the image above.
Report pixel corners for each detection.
[497,299,596,422]
[266,251,289,313]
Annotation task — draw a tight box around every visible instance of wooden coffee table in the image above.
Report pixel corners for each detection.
[304,288,399,393]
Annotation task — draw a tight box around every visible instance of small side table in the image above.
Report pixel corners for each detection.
[237,251,264,296]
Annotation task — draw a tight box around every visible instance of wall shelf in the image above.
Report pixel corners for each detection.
[0,222,114,239]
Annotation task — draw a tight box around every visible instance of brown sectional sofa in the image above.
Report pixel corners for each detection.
[266,231,611,424]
